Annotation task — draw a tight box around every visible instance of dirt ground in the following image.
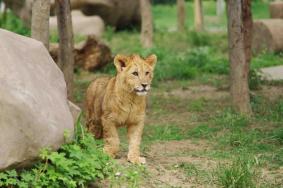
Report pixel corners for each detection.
[78,74,283,188]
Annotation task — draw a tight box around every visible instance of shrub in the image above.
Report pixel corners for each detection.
[0,11,30,36]
[248,69,262,90]
[188,31,211,47]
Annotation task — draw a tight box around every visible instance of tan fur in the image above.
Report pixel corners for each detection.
[86,54,157,164]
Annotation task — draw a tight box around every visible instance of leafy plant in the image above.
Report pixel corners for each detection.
[0,11,30,36]
[249,69,262,90]
[0,115,113,188]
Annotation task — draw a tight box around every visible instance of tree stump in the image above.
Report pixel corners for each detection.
[252,19,283,53]
[50,35,112,71]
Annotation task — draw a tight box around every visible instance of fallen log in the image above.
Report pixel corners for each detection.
[50,35,112,71]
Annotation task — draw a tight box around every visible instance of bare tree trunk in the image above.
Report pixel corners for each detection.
[140,0,153,48]
[242,0,253,64]
[194,0,203,32]
[31,0,50,49]
[216,0,225,16]
[177,0,186,32]
[55,0,74,99]
[227,0,252,115]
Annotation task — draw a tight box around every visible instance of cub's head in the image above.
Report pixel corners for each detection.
[114,54,157,96]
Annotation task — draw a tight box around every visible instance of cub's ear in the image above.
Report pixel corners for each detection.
[145,54,157,68]
[114,54,129,72]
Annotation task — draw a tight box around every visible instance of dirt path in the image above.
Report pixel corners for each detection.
[143,140,217,188]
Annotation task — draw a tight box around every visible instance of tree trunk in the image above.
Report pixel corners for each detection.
[242,0,252,64]
[216,0,225,16]
[194,0,203,32]
[31,0,50,49]
[140,0,153,48]
[55,0,74,99]
[177,0,186,32]
[227,0,252,115]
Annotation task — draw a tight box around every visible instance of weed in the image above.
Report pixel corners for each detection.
[251,96,283,122]
[178,162,199,177]
[249,69,262,90]
[214,109,250,129]
[218,130,259,149]
[188,98,206,112]
[269,128,283,145]
[216,157,258,188]
[109,165,146,188]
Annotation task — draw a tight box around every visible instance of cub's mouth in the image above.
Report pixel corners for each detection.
[134,88,148,96]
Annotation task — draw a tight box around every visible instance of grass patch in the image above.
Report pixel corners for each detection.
[251,95,283,122]
[216,157,258,188]
[144,125,185,142]
[187,124,219,139]
[214,109,250,129]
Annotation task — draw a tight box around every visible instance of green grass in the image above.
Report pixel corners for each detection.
[178,162,213,183]
[216,157,258,188]
[144,124,185,142]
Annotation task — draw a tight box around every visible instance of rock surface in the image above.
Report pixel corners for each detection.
[0,29,74,170]
[252,19,283,53]
[260,66,283,81]
[49,10,105,37]
[5,0,140,29]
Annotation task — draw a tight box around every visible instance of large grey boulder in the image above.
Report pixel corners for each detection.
[49,10,105,37]
[0,29,74,170]
[4,0,140,30]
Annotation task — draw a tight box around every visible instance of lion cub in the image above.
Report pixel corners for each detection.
[86,54,157,164]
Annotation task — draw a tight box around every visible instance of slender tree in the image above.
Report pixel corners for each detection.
[55,0,74,99]
[227,0,252,114]
[31,0,51,49]
[216,0,225,16]
[140,0,153,48]
[194,0,203,32]
[177,0,186,32]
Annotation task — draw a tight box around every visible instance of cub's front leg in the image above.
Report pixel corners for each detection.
[102,117,120,158]
[127,121,146,164]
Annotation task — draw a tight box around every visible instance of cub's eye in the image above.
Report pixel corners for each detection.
[145,71,150,75]
[132,72,138,76]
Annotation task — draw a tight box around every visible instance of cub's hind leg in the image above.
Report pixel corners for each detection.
[86,118,103,139]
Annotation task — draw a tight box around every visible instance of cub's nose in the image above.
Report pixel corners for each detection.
[141,83,148,89]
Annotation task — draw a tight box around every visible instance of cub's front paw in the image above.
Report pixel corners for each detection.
[127,156,146,164]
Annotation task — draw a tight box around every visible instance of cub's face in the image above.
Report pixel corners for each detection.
[114,54,157,96]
